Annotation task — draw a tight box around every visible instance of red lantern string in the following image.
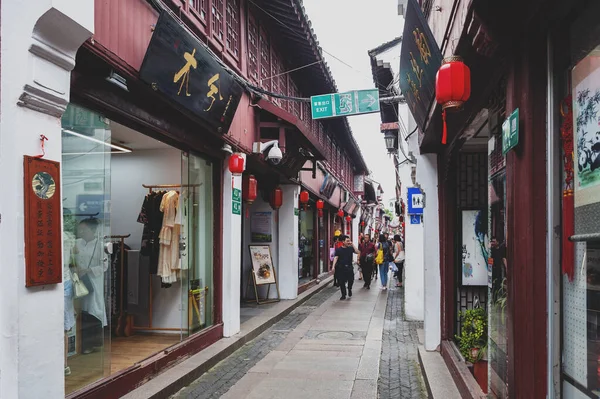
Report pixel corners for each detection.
[442,110,448,145]
[560,96,575,281]
[34,135,49,158]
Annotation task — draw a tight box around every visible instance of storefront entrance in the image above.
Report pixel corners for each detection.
[62,104,215,394]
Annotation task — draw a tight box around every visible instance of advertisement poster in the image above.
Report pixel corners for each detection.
[251,212,272,242]
[572,54,600,207]
[461,210,489,286]
[249,245,276,285]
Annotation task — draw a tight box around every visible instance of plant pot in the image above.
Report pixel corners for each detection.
[473,360,488,393]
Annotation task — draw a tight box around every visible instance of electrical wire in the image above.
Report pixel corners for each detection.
[260,60,324,82]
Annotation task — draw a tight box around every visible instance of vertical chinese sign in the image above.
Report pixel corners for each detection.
[139,12,243,135]
[399,0,443,133]
[24,156,62,287]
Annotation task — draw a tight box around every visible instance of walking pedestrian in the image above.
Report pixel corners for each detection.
[332,230,343,287]
[359,234,376,289]
[332,235,359,300]
[376,233,392,290]
[392,234,405,287]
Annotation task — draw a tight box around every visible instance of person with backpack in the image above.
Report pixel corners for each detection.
[358,234,376,289]
[375,233,393,290]
[392,234,405,287]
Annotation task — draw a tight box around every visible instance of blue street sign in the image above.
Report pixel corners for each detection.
[410,215,421,224]
[407,187,423,215]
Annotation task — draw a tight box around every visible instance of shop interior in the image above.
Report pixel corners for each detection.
[61,104,214,394]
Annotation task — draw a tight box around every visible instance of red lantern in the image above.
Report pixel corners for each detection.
[337,209,344,218]
[361,221,365,227]
[242,174,257,205]
[299,190,309,211]
[435,57,471,145]
[270,187,283,210]
[316,199,324,210]
[228,153,245,175]
[346,216,352,222]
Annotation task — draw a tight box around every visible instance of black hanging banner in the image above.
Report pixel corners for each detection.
[399,0,443,133]
[140,12,243,134]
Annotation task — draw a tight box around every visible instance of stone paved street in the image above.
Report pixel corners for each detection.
[172,272,426,399]
[378,287,426,399]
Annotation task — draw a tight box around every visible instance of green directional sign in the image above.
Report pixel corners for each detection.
[502,108,519,155]
[311,89,380,120]
[232,188,242,215]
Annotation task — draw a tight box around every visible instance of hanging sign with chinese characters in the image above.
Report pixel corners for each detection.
[140,12,243,134]
[23,156,62,287]
[399,0,443,132]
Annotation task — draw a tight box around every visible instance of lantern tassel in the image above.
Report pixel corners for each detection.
[442,109,448,145]
[562,191,575,281]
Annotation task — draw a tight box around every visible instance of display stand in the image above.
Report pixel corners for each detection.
[247,245,280,305]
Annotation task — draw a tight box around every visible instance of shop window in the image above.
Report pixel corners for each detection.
[61,104,215,394]
[247,12,259,82]
[189,0,207,20]
[225,0,239,57]
[259,29,270,91]
[562,40,600,396]
[299,205,316,285]
[212,0,224,41]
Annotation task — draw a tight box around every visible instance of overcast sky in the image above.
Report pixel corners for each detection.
[301,0,405,201]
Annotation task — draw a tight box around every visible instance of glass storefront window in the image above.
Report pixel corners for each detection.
[562,42,600,397]
[62,104,216,394]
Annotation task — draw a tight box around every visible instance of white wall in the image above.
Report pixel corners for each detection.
[419,153,441,351]
[278,185,300,299]
[222,161,242,337]
[0,2,93,398]
[111,148,183,330]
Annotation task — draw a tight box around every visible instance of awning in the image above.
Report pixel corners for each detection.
[399,0,442,137]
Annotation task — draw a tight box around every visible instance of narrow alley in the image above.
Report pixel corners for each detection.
[170,276,426,399]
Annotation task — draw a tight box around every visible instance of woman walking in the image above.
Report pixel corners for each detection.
[392,234,405,287]
[377,233,392,290]
[359,234,376,289]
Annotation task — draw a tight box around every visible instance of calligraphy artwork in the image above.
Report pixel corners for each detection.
[461,210,489,286]
[24,156,62,287]
[140,12,243,134]
[399,0,443,132]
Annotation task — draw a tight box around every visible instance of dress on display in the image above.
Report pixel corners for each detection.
[158,190,181,284]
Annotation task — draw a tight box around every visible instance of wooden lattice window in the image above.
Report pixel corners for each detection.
[189,0,208,20]
[290,82,300,118]
[280,72,288,111]
[326,135,332,161]
[226,0,240,57]
[247,13,259,81]
[212,0,224,41]
[259,29,270,91]
[271,52,281,103]
[301,102,310,123]
[318,123,324,146]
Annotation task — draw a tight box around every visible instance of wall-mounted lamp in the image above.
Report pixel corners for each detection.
[384,131,398,154]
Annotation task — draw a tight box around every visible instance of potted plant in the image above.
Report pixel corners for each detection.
[456,307,488,393]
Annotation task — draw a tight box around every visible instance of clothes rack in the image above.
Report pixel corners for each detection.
[104,234,131,336]
[134,183,201,332]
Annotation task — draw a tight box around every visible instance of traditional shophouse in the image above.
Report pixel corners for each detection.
[0,0,368,398]
[398,0,600,397]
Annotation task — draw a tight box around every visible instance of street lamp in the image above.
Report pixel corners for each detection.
[384,130,397,154]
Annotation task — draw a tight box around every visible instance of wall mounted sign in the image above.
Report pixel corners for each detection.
[311,89,380,119]
[319,174,337,199]
[461,210,489,286]
[24,156,62,287]
[140,12,243,134]
[251,212,272,242]
[410,214,421,224]
[232,188,242,215]
[407,187,424,215]
[502,108,519,155]
[399,0,443,133]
